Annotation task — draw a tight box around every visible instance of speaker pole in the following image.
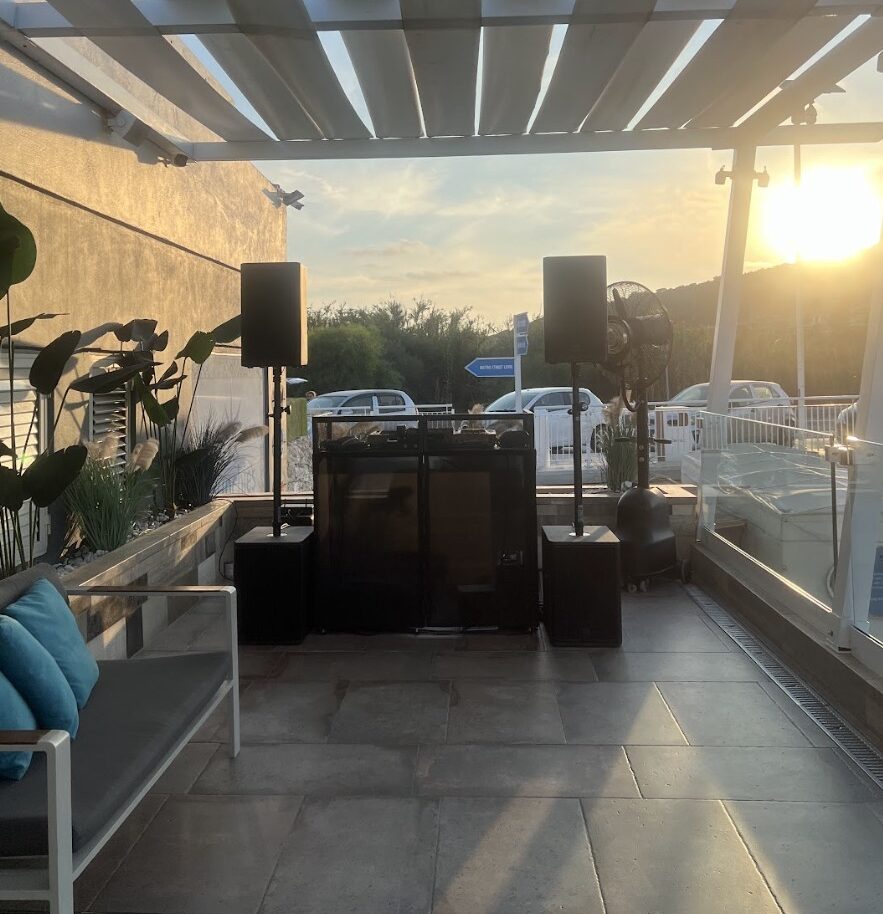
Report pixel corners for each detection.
[271,366,284,537]
[571,361,584,537]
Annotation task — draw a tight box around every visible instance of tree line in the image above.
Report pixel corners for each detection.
[299,252,874,410]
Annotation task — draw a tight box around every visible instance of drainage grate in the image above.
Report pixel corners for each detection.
[685,583,883,791]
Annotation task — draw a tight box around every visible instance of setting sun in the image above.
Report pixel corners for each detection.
[761,165,882,263]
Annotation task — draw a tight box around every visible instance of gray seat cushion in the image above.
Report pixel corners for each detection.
[0,652,230,857]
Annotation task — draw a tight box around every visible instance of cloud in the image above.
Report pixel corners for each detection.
[346,239,431,258]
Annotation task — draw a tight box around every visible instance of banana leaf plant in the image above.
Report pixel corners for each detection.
[0,204,139,577]
[108,314,242,518]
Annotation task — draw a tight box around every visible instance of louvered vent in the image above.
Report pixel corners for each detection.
[91,388,129,471]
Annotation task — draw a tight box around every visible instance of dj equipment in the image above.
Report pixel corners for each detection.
[240,262,307,368]
[542,255,608,365]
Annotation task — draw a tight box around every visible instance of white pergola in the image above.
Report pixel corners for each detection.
[2,0,883,660]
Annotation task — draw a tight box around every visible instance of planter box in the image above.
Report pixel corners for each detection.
[64,501,235,660]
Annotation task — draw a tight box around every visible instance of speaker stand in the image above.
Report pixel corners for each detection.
[570,361,584,536]
[271,366,287,537]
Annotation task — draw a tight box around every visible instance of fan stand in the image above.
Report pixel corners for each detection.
[570,361,584,536]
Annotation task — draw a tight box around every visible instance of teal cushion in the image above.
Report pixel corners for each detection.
[0,669,38,780]
[4,579,98,708]
[0,615,79,737]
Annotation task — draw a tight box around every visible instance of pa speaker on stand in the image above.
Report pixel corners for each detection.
[235,262,313,644]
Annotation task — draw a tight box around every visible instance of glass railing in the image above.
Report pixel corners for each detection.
[842,437,883,646]
[699,412,844,607]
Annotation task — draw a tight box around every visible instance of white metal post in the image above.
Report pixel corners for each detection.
[794,143,808,430]
[514,354,523,413]
[45,732,73,914]
[700,146,758,534]
[833,219,883,649]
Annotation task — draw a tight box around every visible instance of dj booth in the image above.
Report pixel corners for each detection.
[312,414,539,632]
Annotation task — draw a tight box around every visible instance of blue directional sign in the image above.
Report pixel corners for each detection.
[514,312,529,335]
[515,335,529,357]
[465,357,515,378]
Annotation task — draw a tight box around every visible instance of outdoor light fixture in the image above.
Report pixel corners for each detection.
[785,83,845,125]
[715,165,769,187]
[265,184,305,209]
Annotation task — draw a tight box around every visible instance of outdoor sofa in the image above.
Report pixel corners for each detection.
[0,565,240,914]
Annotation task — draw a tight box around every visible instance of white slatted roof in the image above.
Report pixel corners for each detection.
[1,0,882,162]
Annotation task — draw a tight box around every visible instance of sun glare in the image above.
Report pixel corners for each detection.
[761,166,882,263]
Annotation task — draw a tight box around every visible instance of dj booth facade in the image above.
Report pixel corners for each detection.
[313,414,539,632]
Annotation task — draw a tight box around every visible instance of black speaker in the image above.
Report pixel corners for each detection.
[542,255,607,364]
[542,525,621,646]
[240,262,307,368]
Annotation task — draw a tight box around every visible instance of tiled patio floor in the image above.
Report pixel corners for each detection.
[65,582,883,913]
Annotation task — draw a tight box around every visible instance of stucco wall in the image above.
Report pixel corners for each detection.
[0,39,285,553]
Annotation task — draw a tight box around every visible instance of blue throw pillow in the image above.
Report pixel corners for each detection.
[0,615,79,737]
[0,669,38,780]
[4,579,99,709]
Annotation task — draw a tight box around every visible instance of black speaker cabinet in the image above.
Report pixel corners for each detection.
[234,526,313,644]
[240,262,308,368]
[542,525,621,646]
[542,255,607,364]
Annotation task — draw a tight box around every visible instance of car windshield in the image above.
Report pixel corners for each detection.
[309,395,348,410]
[486,392,520,411]
[670,384,708,403]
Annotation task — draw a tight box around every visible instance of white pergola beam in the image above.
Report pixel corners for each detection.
[9,1,883,35]
[186,122,883,161]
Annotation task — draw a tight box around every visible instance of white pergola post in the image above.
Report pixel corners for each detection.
[699,146,757,534]
[833,221,883,650]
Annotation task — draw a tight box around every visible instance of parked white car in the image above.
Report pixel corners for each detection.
[307,388,418,419]
[485,387,607,450]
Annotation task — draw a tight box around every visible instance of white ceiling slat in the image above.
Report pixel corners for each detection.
[739,16,883,136]
[225,0,370,140]
[581,19,701,132]
[200,35,322,140]
[638,0,818,129]
[341,30,422,138]
[401,0,481,138]
[531,1,656,135]
[479,24,553,136]
[690,14,856,128]
[46,0,268,141]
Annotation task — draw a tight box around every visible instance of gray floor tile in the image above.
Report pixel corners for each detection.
[75,795,167,912]
[360,632,465,651]
[727,801,883,914]
[260,798,437,914]
[592,650,762,682]
[628,746,878,801]
[433,797,604,914]
[285,633,367,652]
[755,679,835,747]
[658,681,812,747]
[329,681,450,744]
[238,648,286,679]
[417,744,639,797]
[193,743,417,796]
[281,650,433,681]
[581,798,780,914]
[463,632,544,651]
[620,606,731,652]
[216,680,343,743]
[150,742,218,794]
[446,680,566,744]
[91,795,302,914]
[557,682,687,745]
[433,650,597,681]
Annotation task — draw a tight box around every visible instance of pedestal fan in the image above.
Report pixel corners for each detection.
[605,281,688,590]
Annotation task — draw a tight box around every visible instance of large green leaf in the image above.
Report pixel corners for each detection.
[29,330,81,395]
[149,330,169,352]
[176,331,214,364]
[0,205,37,297]
[0,466,24,511]
[115,319,157,344]
[161,396,179,423]
[115,350,156,368]
[0,442,14,460]
[211,315,241,344]
[134,374,173,427]
[22,445,87,507]
[69,362,147,394]
[0,312,65,341]
[151,374,186,391]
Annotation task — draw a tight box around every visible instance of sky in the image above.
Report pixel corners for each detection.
[191,24,883,325]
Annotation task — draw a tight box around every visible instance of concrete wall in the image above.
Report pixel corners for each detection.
[0,39,285,552]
